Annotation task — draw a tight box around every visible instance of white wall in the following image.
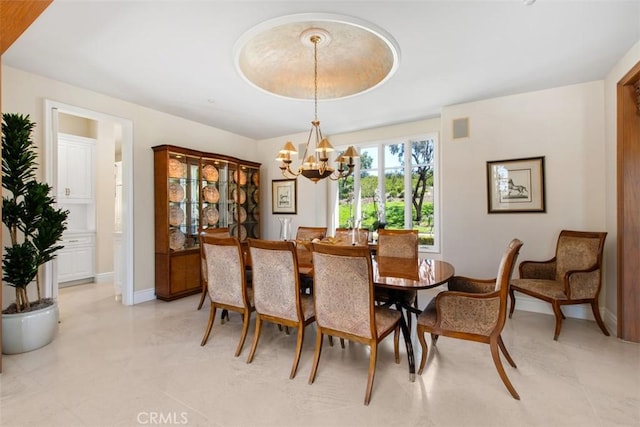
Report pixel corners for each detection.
[1,66,256,298]
[603,39,640,319]
[440,81,608,319]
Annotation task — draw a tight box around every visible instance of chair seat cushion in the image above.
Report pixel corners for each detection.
[511,278,567,300]
[300,293,315,321]
[374,306,401,338]
[417,297,437,328]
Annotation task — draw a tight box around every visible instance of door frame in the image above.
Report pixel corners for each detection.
[43,100,135,305]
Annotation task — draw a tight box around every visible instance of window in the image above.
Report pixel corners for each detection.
[335,134,439,251]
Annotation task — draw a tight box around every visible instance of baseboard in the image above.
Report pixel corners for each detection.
[134,288,156,304]
[94,272,114,283]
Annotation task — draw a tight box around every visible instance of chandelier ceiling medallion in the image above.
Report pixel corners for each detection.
[234,13,400,183]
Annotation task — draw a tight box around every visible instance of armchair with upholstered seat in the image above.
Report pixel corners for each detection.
[334,228,369,246]
[416,238,523,400]
[509,230,608,340]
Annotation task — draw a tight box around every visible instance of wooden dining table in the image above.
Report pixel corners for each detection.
[243,240,455,380]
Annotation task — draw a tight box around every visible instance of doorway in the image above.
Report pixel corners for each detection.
[43,100,134,305]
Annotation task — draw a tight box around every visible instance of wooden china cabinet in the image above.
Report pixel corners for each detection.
[153,145,261,301]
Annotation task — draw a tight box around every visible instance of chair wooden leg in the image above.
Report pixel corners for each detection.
[339,338,345,348]
[431,333,439,345]
[508,288,516,318]
[417,326,429,375]
[591,300,611,336]
[234,310,251,357]
[221,309,229,324]
[364,342,378,406]
[200,304,217,346]
[290,324,305,379]
[246,316,263,364]
[393,324,400,364]
[197,283,207,310]
[328,335,334,346]
[489,339,520,400]
[498,335,517,368]
[552,302,564,341]
[308,330,324,384]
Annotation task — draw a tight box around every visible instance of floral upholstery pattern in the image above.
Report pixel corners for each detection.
[205,243,245,307]
[313,252,373,338]
[250,246,300,321]
[421,294,500,336]
[377,231,418,258]
[509,230,608,340]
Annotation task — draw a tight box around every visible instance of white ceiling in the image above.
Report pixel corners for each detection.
[4,1,639,140]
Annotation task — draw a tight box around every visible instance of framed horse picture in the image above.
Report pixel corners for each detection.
[486,156,546,213]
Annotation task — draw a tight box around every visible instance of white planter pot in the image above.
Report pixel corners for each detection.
[2,301,59,354]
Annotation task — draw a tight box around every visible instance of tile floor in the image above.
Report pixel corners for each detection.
[1,282,638,427]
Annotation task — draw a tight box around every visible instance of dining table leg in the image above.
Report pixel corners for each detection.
[389,291,416,382]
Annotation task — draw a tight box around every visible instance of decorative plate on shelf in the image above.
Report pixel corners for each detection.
[202,164,219,182]
[234,206,247,223]
[169,205,184,226]
[169,228,186,250]
[168,158,186,178]
[203,206,219,225]
[232,188,246,204]
[252,224,260,238]
[233,169,248,185]
[232,225,248,241]
[251,171,259,186]
[169,182,185,202]
[203,185,220,203]
[251,207,259,222]
[252,189,259,204]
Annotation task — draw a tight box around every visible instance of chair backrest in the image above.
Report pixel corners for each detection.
[554,230,607,283]
[334,228,369,246]
[377,229,418,258]
[495,238,523,326]
[200,228,231,281]
[248,239,302,322]
[311,243,375,339]
[202,235,248,308]
[295,226,327,267]
[296,226,327,241]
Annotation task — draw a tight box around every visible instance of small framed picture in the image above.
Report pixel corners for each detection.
[272,179,297,214]
[486,156,546,213]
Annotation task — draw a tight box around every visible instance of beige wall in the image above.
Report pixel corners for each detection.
[1,65,256,301]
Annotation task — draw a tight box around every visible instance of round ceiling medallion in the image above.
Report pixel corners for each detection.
[233,13,400,100]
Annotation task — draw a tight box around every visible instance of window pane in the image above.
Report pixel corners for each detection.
[410,139,435,246]
[383,143,405,230]
[337,175,355,228]
[361,170,378,230]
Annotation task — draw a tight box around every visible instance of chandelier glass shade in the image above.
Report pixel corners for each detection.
[277,30,359,183]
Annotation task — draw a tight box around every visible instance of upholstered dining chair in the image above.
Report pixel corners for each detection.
[295,226,327,267]
[375,229,420,326]
[197,228,230,310]
[246,239,316,379]
[416,238,523,400]
[509,230,608,340]
[200,235,254,357]
[310,243,402,406]
[334,228,369,246]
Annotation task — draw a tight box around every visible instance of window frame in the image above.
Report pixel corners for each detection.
[332,132,440,253]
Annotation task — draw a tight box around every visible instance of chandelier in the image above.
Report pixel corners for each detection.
[276,29,359,183]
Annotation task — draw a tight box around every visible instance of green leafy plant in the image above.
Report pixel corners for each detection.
[2,113,69,313]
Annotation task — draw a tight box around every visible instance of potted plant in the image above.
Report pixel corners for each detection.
[1,113,69,354]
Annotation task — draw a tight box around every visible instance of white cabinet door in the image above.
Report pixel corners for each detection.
[57,234,95,283]
[57,134,95,202]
